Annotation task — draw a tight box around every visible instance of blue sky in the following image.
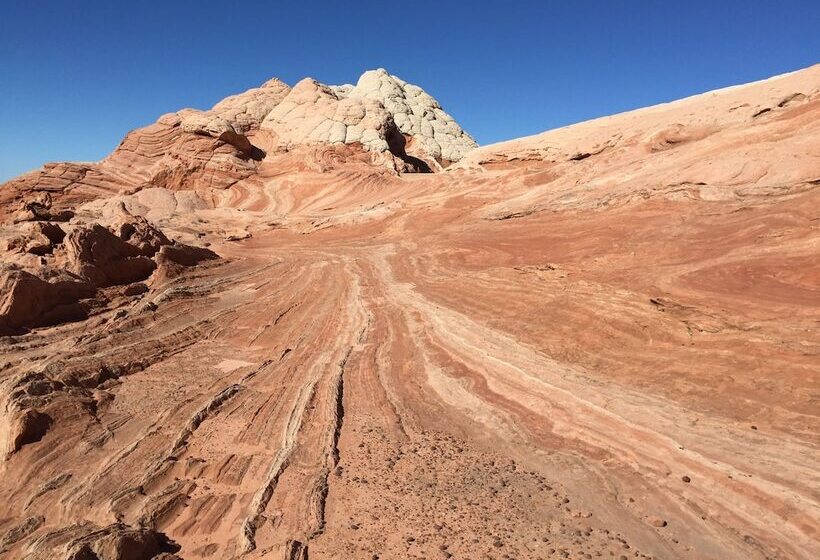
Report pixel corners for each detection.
[1,1,818,181]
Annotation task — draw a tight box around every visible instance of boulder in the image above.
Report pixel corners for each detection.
[0,266,94,334]
[112,213,171,257]
[153,243,219,284]
[61,224,156,287]
[13,193,75,223]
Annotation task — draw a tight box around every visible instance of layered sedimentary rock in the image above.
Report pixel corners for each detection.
[0,70,474,225]
[0,203,217,336]
[0,66,818,560]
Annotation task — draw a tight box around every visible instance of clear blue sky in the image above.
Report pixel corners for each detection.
[1,1,818,182]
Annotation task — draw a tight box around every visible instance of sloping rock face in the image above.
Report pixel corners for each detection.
[0,120,258,223]
[0,66,818,560]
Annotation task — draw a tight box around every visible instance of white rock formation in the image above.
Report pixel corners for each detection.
[347,69,477,163]
[178,77,292,139]
[261,78,398,154]
[208,77,292,133]
[172,70,476,168]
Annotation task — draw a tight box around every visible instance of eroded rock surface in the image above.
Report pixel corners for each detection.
[0,65,818,560]
[0,266,94,335]
[259,70,477,169]
[349,68,478,163]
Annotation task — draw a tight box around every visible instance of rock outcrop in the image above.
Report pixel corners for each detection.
[111,211,171,257]
[0,70,476,224]
[171,70,476,171]
[259,70,477,169]
[15,522,181,560]
[13,192,74,223]
[0,205,217,335]
[152,243,219,284]
[349,69,477,164]
[61,224,158,287]
[0,266,94,335]
[194,77,291,134]
[4,222,66,256]
[262,78,399,154]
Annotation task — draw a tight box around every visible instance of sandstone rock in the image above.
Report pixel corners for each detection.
[2,222,66,256]
[178,109,235,138]
[178,110,259,157]
[152,243,219,284]
[0,126,258,223]
[262,78,398,154]
[23,234,51,256]
[37,221,67,244]
[0,266,94,334]
[0,163,102,223]
[13,192,75,223]
[25,222,66,255]
[0,70,473,223]
[8,409,52,456]
[64,524,180,560]
[257,70,476,170]
[207,77,291,133]
[61,224,156,287]
[348,69,477,164]
[111,211,171,257]
[175,78,291,159]
[225,230,252,241]
[107,117,262,191]
[156,243,218,267]
[0,515,45,552]
[123,282,149,296]
[82,188,210,226]
[0,64,818,560]
[218,129,256,155]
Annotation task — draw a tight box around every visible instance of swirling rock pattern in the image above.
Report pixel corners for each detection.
[0,65,818,560]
